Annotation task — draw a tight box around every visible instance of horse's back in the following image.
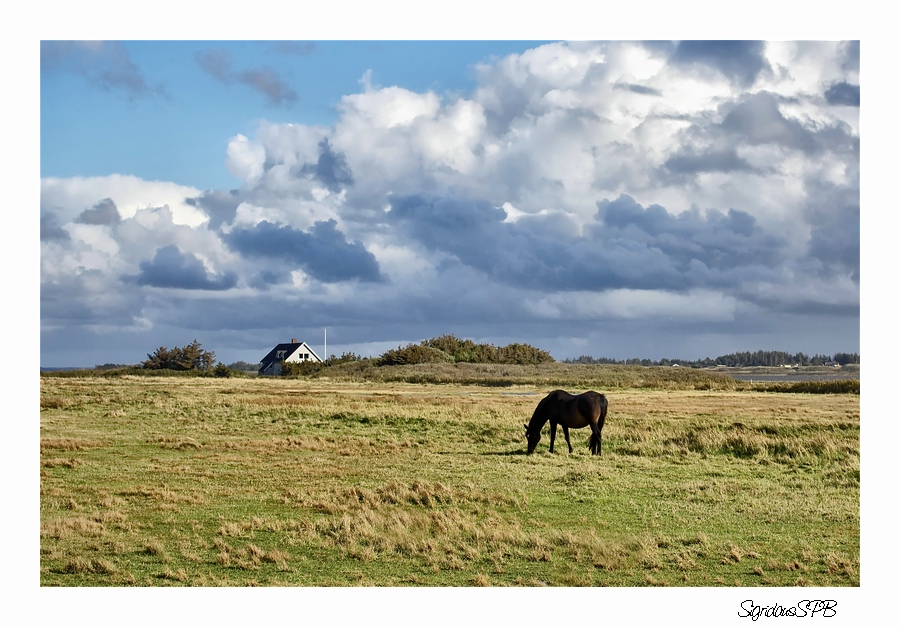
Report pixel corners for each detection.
[539,389,606,422]
[575,391,608,420]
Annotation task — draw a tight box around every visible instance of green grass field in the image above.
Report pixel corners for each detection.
[39,367,859,586]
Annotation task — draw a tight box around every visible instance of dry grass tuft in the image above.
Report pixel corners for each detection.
[41,438,105,451]
[62,556,92,574]
[120,485,205,505]
[41,516,105,539]
[144,539,166,557]
[148,436,203,449]
[162,567,188,582]
[823,552,856,577]
[62,556,117,575]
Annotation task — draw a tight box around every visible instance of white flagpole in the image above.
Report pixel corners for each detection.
[324,328,327,362]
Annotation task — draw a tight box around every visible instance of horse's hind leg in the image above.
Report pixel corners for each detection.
[562,425,573,453]
[549,421,557,453]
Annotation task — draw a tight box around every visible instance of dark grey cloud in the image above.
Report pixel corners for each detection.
[712,92,859,159]
[594,194,788,273]
[41,212,70,241]
[225,220,384,283]
[274,41,317,56]
[40,41,160,99]
[662,147,759,178]
[802,180,860,283]
[669,40,769,87]
[236,68,298,105]
[185,189,243,230]
[131,245,238,291]
[839,40,860,73]
[195,49,297,106]
[386,193,792,295]
[613,82,662,96]
[719,92,859,159]
[824,81,860,107]
[387,194,682,292]
[299,139,354,192]
[719,92,817,152]
[248,269,293,290]
[660,90,858,187]
[76,198,121,225]
[42,269,146,327]
[195,48,231,81]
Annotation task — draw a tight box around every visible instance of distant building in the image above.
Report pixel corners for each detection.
[258,338,323,376]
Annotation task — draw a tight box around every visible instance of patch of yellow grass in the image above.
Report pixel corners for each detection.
[41,438,105,451]
[41,516,105,539]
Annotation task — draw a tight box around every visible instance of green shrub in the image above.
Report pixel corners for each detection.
[280,360,325,376]
[388,335,554,366]
[376,344,454,366]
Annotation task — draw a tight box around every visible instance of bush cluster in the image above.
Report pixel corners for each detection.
[377,335,554,366]
[376,344,455,366]
[142,340,215,371]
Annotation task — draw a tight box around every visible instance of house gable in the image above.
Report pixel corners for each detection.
[258,339,323,375]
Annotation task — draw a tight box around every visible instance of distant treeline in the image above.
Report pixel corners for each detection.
[565,350,860,368]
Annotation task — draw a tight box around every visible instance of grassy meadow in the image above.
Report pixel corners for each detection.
[40,366,859,586]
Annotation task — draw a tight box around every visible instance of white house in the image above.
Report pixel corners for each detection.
[258,338,323,376]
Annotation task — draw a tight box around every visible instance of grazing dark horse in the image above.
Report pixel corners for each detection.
[524,390,608,455]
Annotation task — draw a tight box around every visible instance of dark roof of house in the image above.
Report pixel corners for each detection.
[260,343,302,368]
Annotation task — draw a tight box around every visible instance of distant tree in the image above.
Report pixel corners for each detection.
[833,352,860,365]
[143,346,176,370]
[142,340,215,371]
[326,352,364,365]
[226,361,261,372]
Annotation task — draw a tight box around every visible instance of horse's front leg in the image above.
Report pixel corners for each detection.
[562,425,573,453]
[549,421,557,453]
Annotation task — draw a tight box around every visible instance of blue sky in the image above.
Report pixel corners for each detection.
[40,39,861,367]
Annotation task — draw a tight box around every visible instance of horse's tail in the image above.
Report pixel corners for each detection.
[589,393,607,456]
[589,431,602,455]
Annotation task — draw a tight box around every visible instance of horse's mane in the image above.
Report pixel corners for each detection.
[527,390,562,429]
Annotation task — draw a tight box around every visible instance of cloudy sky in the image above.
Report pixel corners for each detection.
[39,39,860,367]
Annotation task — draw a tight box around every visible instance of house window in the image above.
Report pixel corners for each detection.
[276,350,285,359]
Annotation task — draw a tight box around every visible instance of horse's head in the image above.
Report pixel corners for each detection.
[524,422,541,454]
